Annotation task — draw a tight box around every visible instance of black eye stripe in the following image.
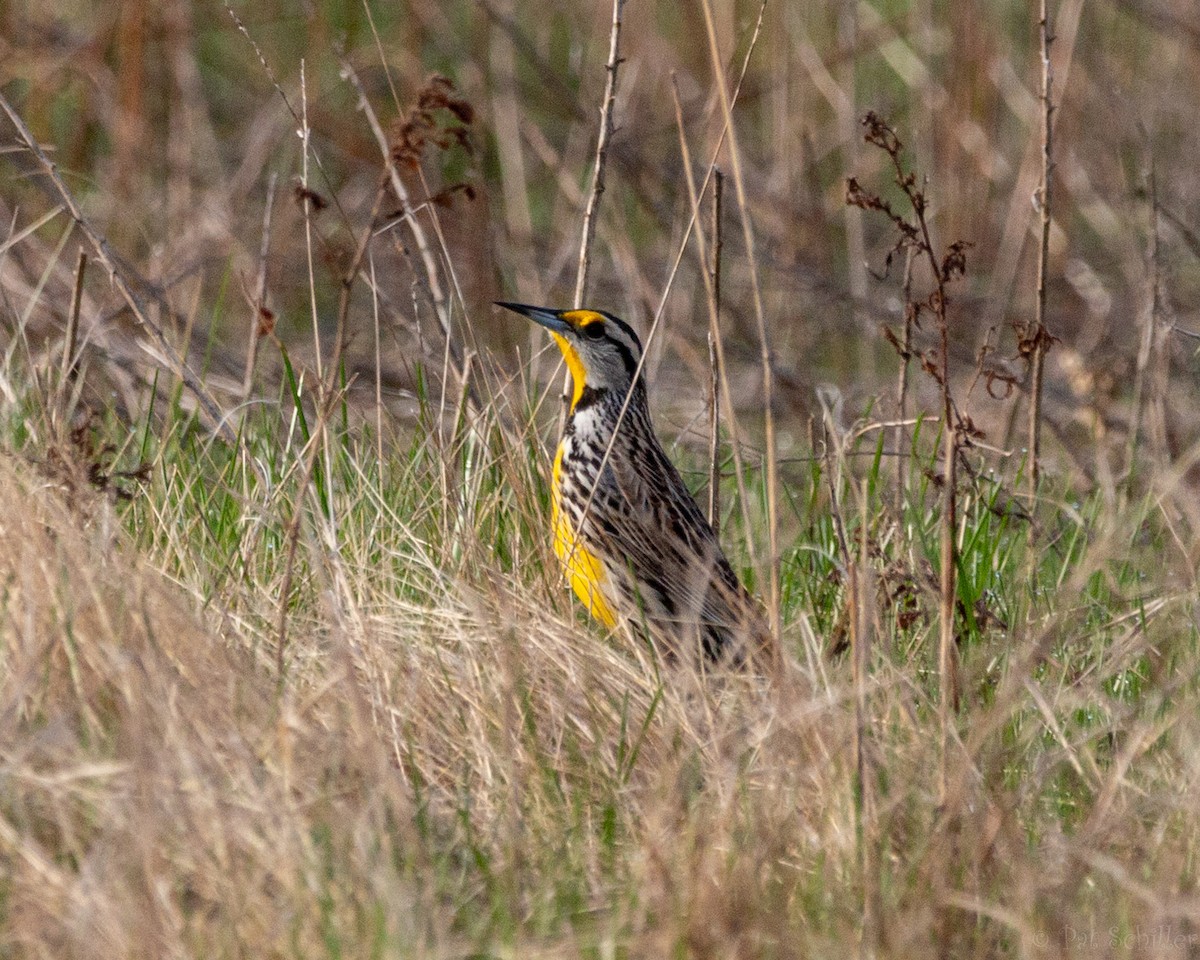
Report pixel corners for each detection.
[576,311,644,379]
[613,339,638,377]
[606,316,642,350]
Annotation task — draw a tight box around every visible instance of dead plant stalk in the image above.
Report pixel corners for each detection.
[1028,0,1055,503]
[894,247,915,517]
[61,249,87,389]
[560,0,626,430]
[847,114,967,803]
[921,183,961,810]
[299,61,323,385]
[241,173,276,399]
[668,74,759,577]
[698,0,781,641]
[573,0,626,310]
[340,59,451,342]
[707,169,724,533]
[276,178,384,685]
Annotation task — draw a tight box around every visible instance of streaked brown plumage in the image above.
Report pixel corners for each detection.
[498,301,772,666]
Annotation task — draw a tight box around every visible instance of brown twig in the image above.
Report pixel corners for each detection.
[894,246,916,519]
[329,182,388,393]
[698,0,781,640]
[1126,157,1167,476]
[275,160,389,687]
[981,0,1083,330]
[928,227,961,813]
[847,113,968,803]
[241,173,276,400]
[560,0,627,432]
[61,249,87,388]
[298,61,324,384]
[1027,0,1055,505]
[340,58,451,342]
[573,0,627,310]
[642,10,767,569]
[0,91,235,443]
[936,412,959,805]
[669,76,759,574]
[706,169,724,534]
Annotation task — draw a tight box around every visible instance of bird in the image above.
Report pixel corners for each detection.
[497,301,772,667]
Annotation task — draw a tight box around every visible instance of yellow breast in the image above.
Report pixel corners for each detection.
[551,445,618,628]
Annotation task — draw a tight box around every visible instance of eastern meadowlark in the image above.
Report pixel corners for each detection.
[498,301,771,666]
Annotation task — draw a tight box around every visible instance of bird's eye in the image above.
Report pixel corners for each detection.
[582,323,606,340]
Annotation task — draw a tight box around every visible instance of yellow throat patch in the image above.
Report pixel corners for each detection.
[551,310,606,413]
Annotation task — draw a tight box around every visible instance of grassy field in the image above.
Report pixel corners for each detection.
[2,1,1200,957]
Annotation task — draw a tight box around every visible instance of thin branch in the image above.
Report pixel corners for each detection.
[706,168,724,534]
[299,61,323,384]
[270,179,385,685]
[558,0,627,433]
[1028,0,1055,501]
[1127,159,1163,476]
[241,172,276,399]
[329,182,388,391]
[573,0,627,310]
[670,79,758,573]
[275,112,392,688]
[905,176,963,806]
[698,0,781,640]
[936,395,959,808]
[340,58,451,340]
[61,249,87,388]
[849,113,963,801]
[634,10,767,572]
[225,4,352,231]
[981,0,1083,330]
[894,246,915,519]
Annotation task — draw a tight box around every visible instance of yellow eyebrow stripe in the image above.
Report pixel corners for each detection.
[560,309,605,328]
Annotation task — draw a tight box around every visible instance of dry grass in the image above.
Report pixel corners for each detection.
[3,426,1199,957]
[0,449,821,956]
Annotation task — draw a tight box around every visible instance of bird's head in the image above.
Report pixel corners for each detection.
[496,302,645,411]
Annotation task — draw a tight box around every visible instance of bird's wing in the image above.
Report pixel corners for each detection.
[584,428,766,657]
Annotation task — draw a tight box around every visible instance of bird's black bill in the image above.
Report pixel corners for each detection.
[494,301,572,335]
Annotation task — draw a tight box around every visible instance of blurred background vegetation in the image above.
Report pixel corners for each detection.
[3,0,1199,481]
